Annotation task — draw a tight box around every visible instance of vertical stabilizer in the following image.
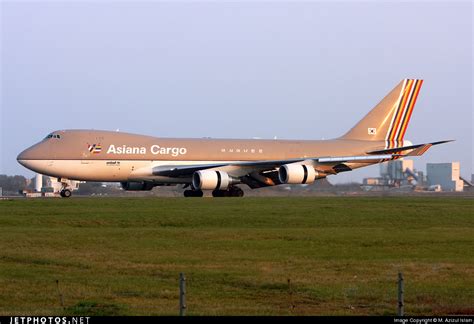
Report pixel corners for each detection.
[341,79,423,148]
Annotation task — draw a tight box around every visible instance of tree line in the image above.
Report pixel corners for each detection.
[0,174,121,196]
[0,174,30,194]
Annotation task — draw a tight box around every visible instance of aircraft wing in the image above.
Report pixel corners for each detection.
[151,154,395,177]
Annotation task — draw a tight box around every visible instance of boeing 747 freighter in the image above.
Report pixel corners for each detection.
[17,79,451,197]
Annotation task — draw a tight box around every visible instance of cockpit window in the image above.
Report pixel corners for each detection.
[45,134,61,139]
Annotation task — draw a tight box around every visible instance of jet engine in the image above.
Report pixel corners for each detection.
[120,181,154,191]
[278,164,318,184]
[192,170,237,190]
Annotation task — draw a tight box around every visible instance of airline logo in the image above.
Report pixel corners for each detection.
[106,144,187,157]
[87,143,102,154]
[368,128,377,135]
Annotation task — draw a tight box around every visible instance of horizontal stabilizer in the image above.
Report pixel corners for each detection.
[366,140,454,156]
[405,144,433,156]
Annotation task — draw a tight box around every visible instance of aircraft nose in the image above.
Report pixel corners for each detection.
[17,142,50,172]
[17,148,31,167]
[17,146,38,164]
[17,149,29,164]
[18,141,50,160]
[17,148,35,170]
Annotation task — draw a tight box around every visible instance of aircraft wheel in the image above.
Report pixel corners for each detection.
[230,187,244,197]
[212,190,226,197]
[60,189,72,198]
[184,190,203,197]
[212,187,244,197]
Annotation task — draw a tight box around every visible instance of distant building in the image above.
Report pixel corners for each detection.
[362,159,419,190]
[35,174,43,192]
[380,159,414,182]
[427,162,463,192]
[363,178,384,186]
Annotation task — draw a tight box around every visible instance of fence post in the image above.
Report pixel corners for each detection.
[288,278,295,310]
[56,279,64,308]
[397,272,404,316]
[179,273,186,316]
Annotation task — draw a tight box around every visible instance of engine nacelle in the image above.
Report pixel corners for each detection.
[120,181,154,191]
[192,170,234,190]
[278,164,317,184]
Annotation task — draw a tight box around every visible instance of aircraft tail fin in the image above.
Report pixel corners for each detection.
[340,79,423,147]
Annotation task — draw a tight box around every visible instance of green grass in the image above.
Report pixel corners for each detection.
[0,197,473,315]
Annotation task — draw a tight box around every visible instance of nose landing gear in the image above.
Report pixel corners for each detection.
[60,189,72,198]
[59,179,73,198]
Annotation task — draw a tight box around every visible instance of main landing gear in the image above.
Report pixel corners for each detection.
[183,189,204,197]
[183,186,244,197]
[212,186,244,197]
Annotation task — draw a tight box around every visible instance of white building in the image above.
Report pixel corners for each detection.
[35,174,43,192]
[426,162,463,192]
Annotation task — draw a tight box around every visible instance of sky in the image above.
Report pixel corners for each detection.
[1,1,472,183]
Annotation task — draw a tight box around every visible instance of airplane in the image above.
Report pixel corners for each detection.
[17,79,451,198]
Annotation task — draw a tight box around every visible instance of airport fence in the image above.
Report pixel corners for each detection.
[1,272,445,316]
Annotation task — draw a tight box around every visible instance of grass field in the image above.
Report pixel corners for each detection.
[0,197,473,316]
